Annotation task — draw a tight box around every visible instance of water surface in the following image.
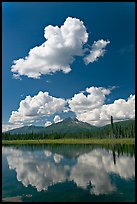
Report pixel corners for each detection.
[2,144,135,202]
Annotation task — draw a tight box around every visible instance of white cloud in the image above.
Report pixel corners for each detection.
[2,124,23,132]
[11,17,88,79]
[68,86,111,115]
[8,87,135,127]
[12,73,22,80]
[53,115,63,123]
[84,39,110,64]
[11,17,110,79]
[45,121,52,127]
[68,86,135,126]
[9,91,67,125]
[98,94,135,125]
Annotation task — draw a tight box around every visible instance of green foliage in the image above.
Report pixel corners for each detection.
[2,120,135,140]
[2,138,135,145]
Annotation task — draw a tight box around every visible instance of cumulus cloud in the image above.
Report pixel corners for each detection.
[68,86,135,126]
[45,121,52,127]
[8,86,135,127]
[84,39,110,64]
[11,17,110,79]
[3,146,135,194]
[69,86,111,114]
[53,115,63,123]
[2,124,23,132]
[11,17,88,79]
[12,73,22,80]
[98,94,135,125]
[9,91,67,125]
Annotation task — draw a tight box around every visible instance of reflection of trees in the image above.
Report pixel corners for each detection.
[3,144,106,158]
[3,143,135,158]
[3,143,135,170]
[103,144,135,166]
[102,144,135,157]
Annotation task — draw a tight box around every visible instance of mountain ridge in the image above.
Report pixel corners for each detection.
[4,117,135,135]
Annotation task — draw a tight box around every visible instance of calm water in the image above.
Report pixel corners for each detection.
[2,144,135,202]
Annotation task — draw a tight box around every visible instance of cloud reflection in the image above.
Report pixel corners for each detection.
[2,146,135,194]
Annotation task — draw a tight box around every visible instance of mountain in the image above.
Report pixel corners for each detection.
[5,117,97,135]
[4,117,135,135]
[100,119,135,130]
[5,125,45,135]
[44,117,98,134]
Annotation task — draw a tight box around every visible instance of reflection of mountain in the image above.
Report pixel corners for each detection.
[2,145,135,195]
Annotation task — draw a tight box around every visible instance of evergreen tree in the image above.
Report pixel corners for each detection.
[111,116,114,138]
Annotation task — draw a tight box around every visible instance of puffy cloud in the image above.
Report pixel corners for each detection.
[84,39,110,64]
[2,123,23,132]
[45,121,52,127]
[3,146,135,194]
[98,94,135,125]
[8,87,135,127]
[68,86,111,115]
[11,17,110,79]
[68,86,135,126]
[12,74,22,80]
[11,17,88,79]
[53,115,63,123]
[9,91,67,125]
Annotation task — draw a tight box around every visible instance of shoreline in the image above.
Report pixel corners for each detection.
[2,138,135,145]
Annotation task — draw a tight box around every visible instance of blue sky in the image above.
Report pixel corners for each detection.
[2,2,135,130]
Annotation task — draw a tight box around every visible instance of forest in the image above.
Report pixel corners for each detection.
[2,117,135,140]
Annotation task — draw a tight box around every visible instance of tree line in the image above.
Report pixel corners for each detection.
[2,117,135,140]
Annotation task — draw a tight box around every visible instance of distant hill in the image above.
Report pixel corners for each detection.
[4,117,135,135]
[5,117,98,135]
[100,119,135,130]
[5,125,46,135]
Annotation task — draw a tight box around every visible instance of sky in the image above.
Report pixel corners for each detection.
[2,2,135,131]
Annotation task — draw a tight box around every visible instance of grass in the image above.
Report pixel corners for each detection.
[2,138,135,145]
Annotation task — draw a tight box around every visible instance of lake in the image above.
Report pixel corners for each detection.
[2,144,135,202]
